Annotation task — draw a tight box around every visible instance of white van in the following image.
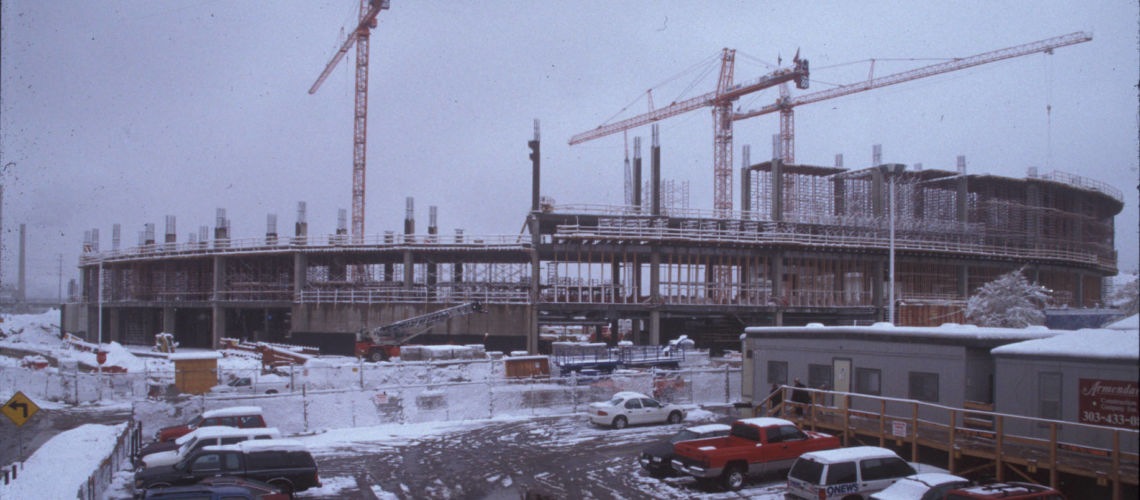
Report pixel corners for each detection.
[786,446,916,500]
[140,426,281,469]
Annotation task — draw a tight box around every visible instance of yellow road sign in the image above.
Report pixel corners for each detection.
[2,391,40,427]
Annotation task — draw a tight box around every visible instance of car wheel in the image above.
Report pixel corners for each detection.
[667,411,683,424]
[269,479,295,499]
[148,482,172,489]
[612,415,628,429]
[370,350,387,362]
[721,465,746,490]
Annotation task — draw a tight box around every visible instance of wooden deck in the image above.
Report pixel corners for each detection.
[757,388,1138,500]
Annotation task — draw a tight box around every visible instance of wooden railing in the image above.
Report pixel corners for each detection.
[754,387,1138,500]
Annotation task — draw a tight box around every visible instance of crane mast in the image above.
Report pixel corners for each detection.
[734,32,1092,163]
[309,0,391,243]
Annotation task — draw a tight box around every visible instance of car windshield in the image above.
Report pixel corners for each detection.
[670,430,699,443]
[187,415,203,428]
[606,395,625,406]
[177,438,196,456]
[788,458,824,483]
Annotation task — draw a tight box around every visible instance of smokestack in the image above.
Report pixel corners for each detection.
[144,223,156,246]
[772,134,781,161]
[17,223,26,303]
[91,228,100,253]
[835,154,844,169]
[198,226,209,249]
[112,224,121,251]
[957,155,967,174]
[428,205,438,240]
[873,144,882,167]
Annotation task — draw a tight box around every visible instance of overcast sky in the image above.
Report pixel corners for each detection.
[1,0,1137,299]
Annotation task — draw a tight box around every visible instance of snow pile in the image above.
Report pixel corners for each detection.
[0,422,127,499]
[0,309,62,345]
[58,340,150,372]
[1106,314,1139,331]
[992,328,1139,360]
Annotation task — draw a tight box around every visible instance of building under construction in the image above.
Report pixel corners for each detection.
[61,132,1124,354]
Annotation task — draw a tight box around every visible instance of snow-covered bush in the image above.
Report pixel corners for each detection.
[965,267,1051,328]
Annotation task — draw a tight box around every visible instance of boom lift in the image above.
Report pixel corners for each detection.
[355,302,486,361]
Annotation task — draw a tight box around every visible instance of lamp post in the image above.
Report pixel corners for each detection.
[878,164,906,325]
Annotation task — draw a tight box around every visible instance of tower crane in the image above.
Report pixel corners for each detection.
[308,0,391,243]
[570,49,809,215]
[734,32,1092,164]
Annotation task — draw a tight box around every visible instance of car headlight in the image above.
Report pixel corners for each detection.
[651,456,662,462]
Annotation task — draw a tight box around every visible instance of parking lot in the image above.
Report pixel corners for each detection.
[299,412,790,499]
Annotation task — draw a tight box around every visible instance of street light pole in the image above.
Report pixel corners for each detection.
[888,174,896,325]
[878,163,905,325]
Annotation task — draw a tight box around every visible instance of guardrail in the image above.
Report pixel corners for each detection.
[552,224,1115,270]
[75,420,141,500]
[79,233,531,264]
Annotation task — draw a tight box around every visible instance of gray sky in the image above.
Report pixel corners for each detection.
[2,0,1137,299]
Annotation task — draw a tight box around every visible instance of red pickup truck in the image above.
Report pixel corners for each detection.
[670,417,840,490]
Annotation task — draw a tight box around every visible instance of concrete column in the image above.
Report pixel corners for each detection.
[108,308,121,343]
[651,128,661,216]
[163,307,175,333]
[872,260,884,322]
[771,160,784,222]
[293,253,307,296]
[529,121,541,211]
[633,137,642,211]
[212,256,226,348]
[956,176,969,224]
[528,215,541,354]
[958,265,969,299]
[833,177,846,216]
[649,309,661,346]
[741,167,752,217]
[1075,271,1084,307]
[871,167,884,218]
[771,251,784,326]
[403,251,414,290]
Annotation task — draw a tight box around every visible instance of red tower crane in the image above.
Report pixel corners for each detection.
[309,0,391,242]
[570,49,809,215]
[734,32,1092,164]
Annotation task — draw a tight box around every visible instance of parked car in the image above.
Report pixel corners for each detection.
[587,391,685,429]
[140,426,281,469]
[944,482,1066,500]
[142,476,288,500]
[639,423,731,477]
[871,473,971,500]
[134,439,321,497]
[210,375,291,395]
[786,446,917,499]
[670,417,840,490]
[153,406,267,442]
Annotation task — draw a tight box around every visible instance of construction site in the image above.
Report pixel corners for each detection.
[58,28,1124,355]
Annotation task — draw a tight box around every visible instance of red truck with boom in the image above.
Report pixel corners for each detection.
[354,301,485,361]
[670,417,840,490]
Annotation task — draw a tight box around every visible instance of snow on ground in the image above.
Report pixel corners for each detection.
[296,475,359,498]
[0,422,126,500]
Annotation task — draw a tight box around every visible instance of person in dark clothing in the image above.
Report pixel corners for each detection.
[791,379,810,416]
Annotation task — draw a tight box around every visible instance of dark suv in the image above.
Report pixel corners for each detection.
[134,440,320,497]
